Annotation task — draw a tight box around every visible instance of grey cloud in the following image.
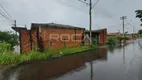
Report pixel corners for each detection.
[0,0,142,33]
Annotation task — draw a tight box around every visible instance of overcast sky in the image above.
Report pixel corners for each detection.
[0,0,142,33]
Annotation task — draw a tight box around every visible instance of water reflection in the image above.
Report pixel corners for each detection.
[138,39,142,49]
[57,40,142,80]
[90,60,93,80]
[0,48,108,80]
[108,46,115,53]
[123,45,125,64]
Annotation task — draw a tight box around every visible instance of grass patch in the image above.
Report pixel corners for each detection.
[106,36,129,45]
[0,43,11,53]
[0,45,98,66]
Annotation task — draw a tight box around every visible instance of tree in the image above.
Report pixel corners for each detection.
[138,29,142,35]
[138,29,142,34]
[0,31,18,50]
[137,29,142,37]
[135,10,142,26]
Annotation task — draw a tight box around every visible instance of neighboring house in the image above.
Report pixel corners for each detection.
[85,28,107,45]
[107,32,122,39]
[12,23,85,53]
[107,32,137,39]
[125,34,138,39]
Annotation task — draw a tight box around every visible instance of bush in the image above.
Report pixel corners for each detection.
[107,36,117,45]
[92,39,98,45]
[0,31,18,50]
[0,53,20,65]
[0,43,11,54]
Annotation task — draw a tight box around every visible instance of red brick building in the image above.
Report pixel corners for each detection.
[12,23,85,53]
[85,28,107,45]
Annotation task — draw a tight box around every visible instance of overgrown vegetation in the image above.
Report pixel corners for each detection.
[135,10,142,26]
[107,36,117,45]
[0,43,11,53]
[135,10,142,37]
[107,36,129,45]
[138,29,142,37]
[0,31,18,50]
[0,43,98,66]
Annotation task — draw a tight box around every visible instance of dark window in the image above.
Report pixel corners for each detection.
[64,39,66,47]
[74,29,76,40]
[50,40,52,47]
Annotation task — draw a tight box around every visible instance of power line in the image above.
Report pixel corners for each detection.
[0,11,11,21]
[78,0,89,5]
[0,3,14,25]
[55,0,116,20]
[55,0,122,31]
[92,0,100,9]
[78,0,93,45]
[0,7,9,19]
[0,5,13,23]
[0,11,13,23]
[127,22,136,28]
[0,3,13,20]
[54,0,88,14]
[126,21,136,33]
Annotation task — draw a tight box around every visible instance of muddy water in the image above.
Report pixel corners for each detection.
[0,39,142,80]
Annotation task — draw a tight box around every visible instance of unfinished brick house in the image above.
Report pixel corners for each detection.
[85,28,107,45]
[12,23,85,53]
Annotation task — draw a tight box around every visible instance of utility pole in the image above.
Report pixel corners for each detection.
[78,0,92,45]
[133,26,135,34]
[25,25,27,28]
[131,24,135,39]
[14,20,17,27]
[120,16,127,37]
[14,20,17,35]
[127,21,136,39]
[89,0,92,45]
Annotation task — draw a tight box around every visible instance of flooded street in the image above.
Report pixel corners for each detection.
[0,39,142,80]
[57,40,142,80]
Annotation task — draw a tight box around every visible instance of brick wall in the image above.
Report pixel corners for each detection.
[99,29,107,45]
[20,29,31,53]
[19,28,106,53]
[31,30,38,50]
[40,28,84,49]
[19,27,84,53]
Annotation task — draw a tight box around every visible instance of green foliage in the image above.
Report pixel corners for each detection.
[117,36,124,41]
[90,45,98,49]
[0,31,18,49]
[107,36,117,45]
[0,45,98,66]
[138,29,142,34]
[117,36,129,41]
[0,51,49,66]
[107,36,129,45]
[92,39,98,45]
[138,29,142,37]
[124,37,129,40]
[135,10,142,26]
[0,43,11,54]
[60,46,91,55]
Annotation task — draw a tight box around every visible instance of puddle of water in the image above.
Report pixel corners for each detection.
[1,39,142,80]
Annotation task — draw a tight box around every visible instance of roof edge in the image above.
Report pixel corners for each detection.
[12,27,27,32]
[31,23,85,30]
